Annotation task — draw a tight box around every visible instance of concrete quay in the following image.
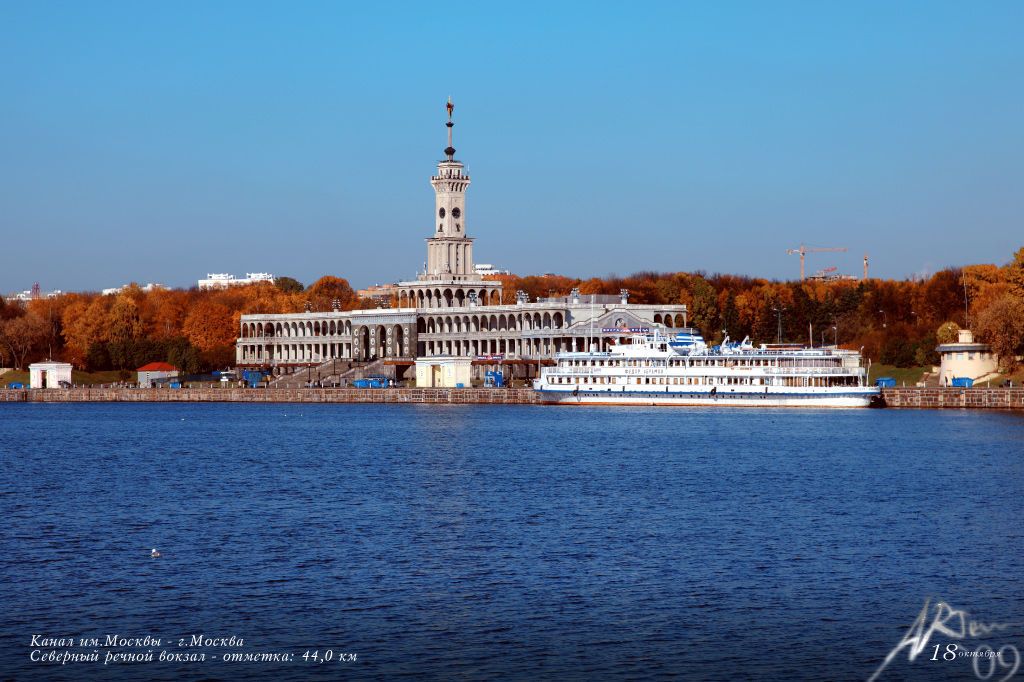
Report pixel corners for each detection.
[0,387,540,404]
[2,387,1022,409]
[880,387,1024,409]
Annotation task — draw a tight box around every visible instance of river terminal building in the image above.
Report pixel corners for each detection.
[236,102,688,382]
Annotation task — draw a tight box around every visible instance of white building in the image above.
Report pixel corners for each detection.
[102,283,165,296]
[29,361,72,389]
[236,101,687,382]
[199,273,275,289]
[936,329,998,385]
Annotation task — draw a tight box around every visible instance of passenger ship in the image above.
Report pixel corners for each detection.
[532,328,883,407]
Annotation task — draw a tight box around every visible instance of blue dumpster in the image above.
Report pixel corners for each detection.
[875,377,896,388]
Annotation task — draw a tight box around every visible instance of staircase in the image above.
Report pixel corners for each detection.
[268,358,400,388]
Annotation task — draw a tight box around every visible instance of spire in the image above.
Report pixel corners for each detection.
[444,96,456,161]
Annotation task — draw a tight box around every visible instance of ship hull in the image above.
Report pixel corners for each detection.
[534,388,881,408]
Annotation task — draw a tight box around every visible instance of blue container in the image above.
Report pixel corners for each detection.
[169,382,181,389]
[9,382,24,389]
[875,377,896,388]
[951,377,974,388]
[484,371,504,388]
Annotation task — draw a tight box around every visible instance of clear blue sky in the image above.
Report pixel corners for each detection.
[2,2,1021,293]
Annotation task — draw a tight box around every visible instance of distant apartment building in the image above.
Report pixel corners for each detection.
[4,283,63,302]
[198,273,275,289]
[475,264,510,276]
[102,283,165,296]
[356,283,398,307]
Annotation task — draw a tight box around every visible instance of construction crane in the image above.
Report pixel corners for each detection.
[786,243,848,281]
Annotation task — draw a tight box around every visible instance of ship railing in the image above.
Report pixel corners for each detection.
[764,367,859,375]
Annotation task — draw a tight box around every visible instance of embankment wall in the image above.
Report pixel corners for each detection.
[2,387,1022,409]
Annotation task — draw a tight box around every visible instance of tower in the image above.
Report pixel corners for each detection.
[424,98,477,281]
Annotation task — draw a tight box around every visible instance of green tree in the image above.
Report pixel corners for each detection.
[722,291,739,338]
[691,277,719,340]
[274,276,304,294]
[936,321,960,345]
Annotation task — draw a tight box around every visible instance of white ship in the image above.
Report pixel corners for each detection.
[532,328,883,407]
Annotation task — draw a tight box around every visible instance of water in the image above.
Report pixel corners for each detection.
[1,404,1022,682]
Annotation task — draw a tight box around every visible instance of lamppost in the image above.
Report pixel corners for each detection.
[832,325,837,346]
[879,309,887,329]
[772,307,787,344]
[910,310,918,328]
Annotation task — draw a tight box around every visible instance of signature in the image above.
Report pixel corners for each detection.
[868,597,1019,682]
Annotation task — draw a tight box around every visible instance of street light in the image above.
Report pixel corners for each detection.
[879,310,887,329]
[910,310,918,327]
[772,307,787,344]
[832,326,838,346]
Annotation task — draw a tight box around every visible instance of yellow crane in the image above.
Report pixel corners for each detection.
[786,243,848,281]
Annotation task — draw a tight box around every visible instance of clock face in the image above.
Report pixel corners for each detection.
[438,207,446,219]
[452,207,461,219]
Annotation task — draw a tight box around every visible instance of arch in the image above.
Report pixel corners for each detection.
[553,312,563,329]
[455,289,465,307]
[376,325,387,357]
[394,325,404,356]
[472,315,480,332]
[543,312,551,329]
[489,315,498,331]
[443,288,454,307]
[490,290,500,305]
[444,316,453,333]
[675,313,686,327]
[653,314,663,324]
[498,314,507,331]
[360,326,370,360]
[434,289,442,308]
[533,313,542,329]
[664,313,674,328]
[428,318,436,334]
[508,315,516,331]
[417,318,426,333]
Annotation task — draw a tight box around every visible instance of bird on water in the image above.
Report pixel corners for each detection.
[150,549,162,557]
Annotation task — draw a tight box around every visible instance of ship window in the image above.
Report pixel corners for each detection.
[611,378,617,384]
[575,377,580,384]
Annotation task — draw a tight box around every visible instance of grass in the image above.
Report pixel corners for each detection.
[868,364,930,387]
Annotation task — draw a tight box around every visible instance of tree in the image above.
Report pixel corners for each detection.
[936,321,960,345]
[690,277,719,340]
[275,276,304,294]
[108,295,144,345]
[0,314,47,370]
[63,297,110,361]
[1008,247,1024,300]
[975,295,1024,372]
[306,276,356,310]
[181,301,236,358]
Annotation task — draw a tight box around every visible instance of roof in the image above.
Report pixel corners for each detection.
[137,362,178,371]
[935,343,991,352]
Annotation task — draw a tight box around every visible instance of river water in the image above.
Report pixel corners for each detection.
[1,403,1022,682]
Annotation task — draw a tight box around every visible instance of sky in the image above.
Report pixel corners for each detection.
[1,2,1022,293]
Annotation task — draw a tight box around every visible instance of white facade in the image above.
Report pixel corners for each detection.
[236,102,687,380]
[415,356,473,387]
[936,329,999,385]
[29,361,72,389]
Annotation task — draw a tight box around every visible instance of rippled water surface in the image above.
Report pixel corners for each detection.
[2,403,1023,681]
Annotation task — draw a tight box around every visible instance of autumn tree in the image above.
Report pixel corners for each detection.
[62,297,111,366]
[0,314,47,370]
[1008,247,1024,300]
[306,276,356,311]
[975,295,1024,372]
[181,300,236,367]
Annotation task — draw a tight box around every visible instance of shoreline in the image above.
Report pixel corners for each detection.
[2,386,1023,409]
